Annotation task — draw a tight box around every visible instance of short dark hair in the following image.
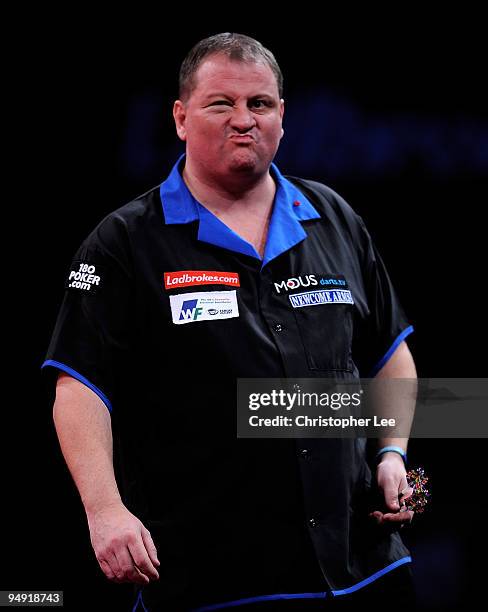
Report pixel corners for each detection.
[178,33,283,101]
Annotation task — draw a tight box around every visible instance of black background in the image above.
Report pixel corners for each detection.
[6,14,487,611]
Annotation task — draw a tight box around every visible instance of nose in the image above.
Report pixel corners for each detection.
[229,105,256,132]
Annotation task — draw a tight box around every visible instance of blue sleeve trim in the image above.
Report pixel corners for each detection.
[369,325,414,377]
[191,556,412,610]
[332,556,412,596]
[41,359,112,413]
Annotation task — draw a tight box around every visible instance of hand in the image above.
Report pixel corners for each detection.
[86,501,160,585]
[369,453,414,528]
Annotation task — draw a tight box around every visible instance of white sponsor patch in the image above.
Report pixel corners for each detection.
[66,262,102,293]
[169,290,239,325]
[289,289,354,308]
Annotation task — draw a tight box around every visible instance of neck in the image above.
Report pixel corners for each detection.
[182,157,276,217]
[182,157,277,258]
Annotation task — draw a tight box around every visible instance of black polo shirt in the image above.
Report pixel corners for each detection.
[43,155,414,610]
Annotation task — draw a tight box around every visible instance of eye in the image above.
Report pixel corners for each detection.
[209,100,232,107]
[249,99,272,109]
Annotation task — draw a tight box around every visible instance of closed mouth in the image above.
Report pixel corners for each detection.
[229,134,254,141]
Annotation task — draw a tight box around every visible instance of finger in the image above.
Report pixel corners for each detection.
[369,509,414,528]
[98,558,123,583]
[128,537,160,581]
[141,528,160,568]
[116,546,150,585]
[399,485,414,501]
[369,511,384,525]
[106,550,127,582]
[382,510,414,524]
[383,479,402,512]
[399,496,412,511]
[399,481,415,513]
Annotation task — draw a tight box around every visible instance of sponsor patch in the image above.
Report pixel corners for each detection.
[169,290,239,325]
[289,289,354,308]
[66,261,102,293]
[273,274,348,294]
[164,270,240,290]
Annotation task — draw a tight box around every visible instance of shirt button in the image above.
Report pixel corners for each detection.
[308,518,318,528]
[274,324,283,332]
[299,448,310,459]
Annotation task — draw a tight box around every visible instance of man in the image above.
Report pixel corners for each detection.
[43,33,417,610]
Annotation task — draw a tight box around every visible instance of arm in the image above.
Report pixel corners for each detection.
[53,372,160,584]
[370,341,417,525]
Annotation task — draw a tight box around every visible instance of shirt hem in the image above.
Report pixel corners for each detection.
[187,555,412,610]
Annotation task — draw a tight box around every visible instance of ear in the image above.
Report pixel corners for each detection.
[280,99,285,139]
[173,100,187,141]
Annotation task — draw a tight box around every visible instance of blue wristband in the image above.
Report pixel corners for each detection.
[376,445,407,466]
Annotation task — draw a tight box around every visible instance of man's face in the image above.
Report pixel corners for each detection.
[173,54,284,179]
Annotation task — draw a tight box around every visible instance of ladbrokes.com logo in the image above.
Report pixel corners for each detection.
[165,270,240,290]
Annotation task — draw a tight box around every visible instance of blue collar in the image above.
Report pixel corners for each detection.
[160,154,320,268]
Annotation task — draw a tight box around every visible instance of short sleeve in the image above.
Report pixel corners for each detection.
[353,217,414,377]
[42,214,134,412]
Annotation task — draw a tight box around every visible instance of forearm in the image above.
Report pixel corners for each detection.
[53,372,122,514]
[375,341,417,455]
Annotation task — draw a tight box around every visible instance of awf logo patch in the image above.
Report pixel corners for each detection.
[66,262,102,293]
[164,270,240,290]
[178,299,201,321]
[169,291,239,325]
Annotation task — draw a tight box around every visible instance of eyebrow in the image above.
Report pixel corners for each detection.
[203,92,275,101]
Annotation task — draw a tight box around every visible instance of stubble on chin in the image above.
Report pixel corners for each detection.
[227,148,260,172]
